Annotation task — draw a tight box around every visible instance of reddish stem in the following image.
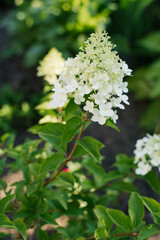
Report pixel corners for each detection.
[44,111,89,187]
[58,107,62,122]
[86,232,139,240]
[115,232,139,237]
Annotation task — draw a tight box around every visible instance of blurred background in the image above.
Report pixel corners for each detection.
[0,0,160,163]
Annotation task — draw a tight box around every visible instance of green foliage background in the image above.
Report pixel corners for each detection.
[0,0,160,134]
[0,0,160,133]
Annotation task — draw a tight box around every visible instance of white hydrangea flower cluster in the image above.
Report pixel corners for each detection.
[50,30,132,125]
[134,134,160,175]
[37,48,65,85]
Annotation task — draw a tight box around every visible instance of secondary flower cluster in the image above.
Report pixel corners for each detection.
[37,48,65,85]
[134,134,160,175]
[50,30,132,125]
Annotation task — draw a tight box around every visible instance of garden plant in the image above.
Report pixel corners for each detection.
[0,29,160,240]
[1,0,159,133]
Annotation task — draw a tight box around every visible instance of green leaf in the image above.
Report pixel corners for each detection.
[0,156,6,176]
[0,179,7,191]
[106,209,131,231]
[128,67,150,100]
[40,213,57,225]
[148,59,160,98]
[138,31,160,52]
[94,205,113,231]
[115,154,134,167]
[14,209,31,218]
[84,161,106,187]
[0,195,14,214]
[57,172,75,187]
[73,145,88,158]
[39,153,64,175]
[140,101,160,131]
[94,227,108,240]
[0,214,16,229]
[65,99,82,120]
[63,116,83,144]
[54,192,68,210]
[129,57,160,102]
[109,181,139,193]
[138,224,159,240]
[39,200,48,215]
[103,171,124,183]
[141,197,160,225]
[28,124,41,134]
[14,182,25,200]
[134,221,146,233]
[114,154,134,174]
[29,163,41,176]
[13,219,27,240]
[105,119,120,132]
[81,178,95,191]
[1,133,15,149]
[24,44,45,67]
[26,183,36,197]
[37,227,49,240]
[128,192,144,228]
[76,136,104,162]
[35,123,65,151]
[42,190,55,200]
[142,171,160,195]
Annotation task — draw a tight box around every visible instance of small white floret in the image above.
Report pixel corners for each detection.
[134,134,160,175]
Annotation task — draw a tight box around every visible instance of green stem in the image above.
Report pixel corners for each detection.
[44,111,89,187]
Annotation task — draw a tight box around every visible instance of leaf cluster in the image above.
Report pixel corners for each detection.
[1,103,160,239]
